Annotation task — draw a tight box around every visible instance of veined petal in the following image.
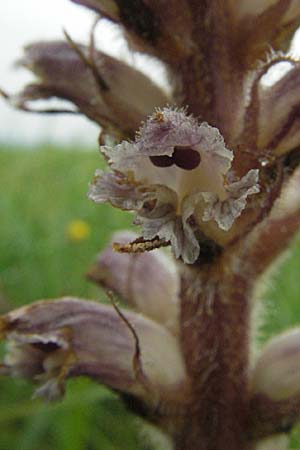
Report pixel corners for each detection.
[202,169,260,231]
[104,109,233,199]
[7,41,169,137]
[88,172,200,263]
[88,168,202,263]
[88,170,144,210]
[0,298,188,409]
[87,231,179,333]
[131,185,200,263]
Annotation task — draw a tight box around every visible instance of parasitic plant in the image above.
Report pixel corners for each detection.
[2,1,300,449]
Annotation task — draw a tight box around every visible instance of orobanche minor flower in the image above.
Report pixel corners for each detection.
[2,1,300,450]
[0,296,188,409]
[88,108,260,263]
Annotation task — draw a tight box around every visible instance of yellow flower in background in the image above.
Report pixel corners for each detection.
[66,219,91,242]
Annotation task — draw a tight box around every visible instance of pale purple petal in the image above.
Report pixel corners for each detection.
[7,41,169,136]
[88,173,202,263]
[103,109,233,198]
[136,108,204,155]
[202,169,260,231]
[1,298,188,407]
[88,170,144,210]
[132,185,201,263]
[136,110,234,179]
[90,108,260,262]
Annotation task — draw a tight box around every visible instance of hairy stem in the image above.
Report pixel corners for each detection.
[176,252,252,450]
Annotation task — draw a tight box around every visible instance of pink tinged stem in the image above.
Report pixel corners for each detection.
[175,255,252,450]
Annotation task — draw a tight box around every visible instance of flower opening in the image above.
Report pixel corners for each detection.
[89,107,260,263]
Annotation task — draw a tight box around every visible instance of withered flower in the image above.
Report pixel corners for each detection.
[2,1,300,450]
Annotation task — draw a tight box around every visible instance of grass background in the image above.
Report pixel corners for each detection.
[0,144,300,449]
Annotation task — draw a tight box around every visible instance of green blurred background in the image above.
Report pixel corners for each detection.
[0,144,300,449]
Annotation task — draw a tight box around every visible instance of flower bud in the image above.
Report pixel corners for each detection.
[252,329,300,401]
[87,231,179,333]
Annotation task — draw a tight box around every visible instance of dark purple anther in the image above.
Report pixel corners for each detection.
[173,146,201,170]
[150,155,174,167]
[150,147,201,170]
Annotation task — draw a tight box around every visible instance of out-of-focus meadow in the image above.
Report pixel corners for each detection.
[0,144,300,449]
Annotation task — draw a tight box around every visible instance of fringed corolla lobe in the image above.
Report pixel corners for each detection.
[88,107,260,264]
[0,297,189,416]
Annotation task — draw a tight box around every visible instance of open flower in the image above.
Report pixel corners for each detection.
[89,108,260,263]
[0,296,189,414]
